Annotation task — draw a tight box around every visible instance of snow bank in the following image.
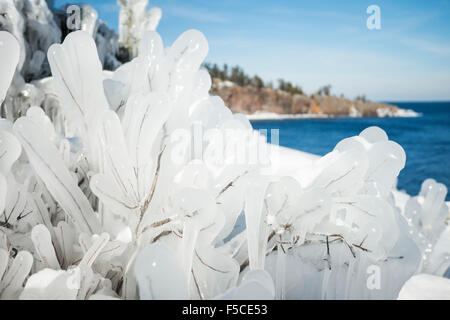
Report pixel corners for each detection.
[261,144,319,186]
[397,274,450,299]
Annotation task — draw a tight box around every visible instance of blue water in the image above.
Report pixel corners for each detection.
[251,102,450,200]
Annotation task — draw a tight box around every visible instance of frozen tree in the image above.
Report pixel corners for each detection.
[118,0,161,59]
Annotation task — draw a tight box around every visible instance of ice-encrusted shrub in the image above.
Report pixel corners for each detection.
[0,28,259,300]
[259,127,422,299]
[0,27,448,300]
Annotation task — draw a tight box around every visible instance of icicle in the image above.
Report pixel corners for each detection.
[0,251,33,299]
[31,224,60,270]
[275,243,286,300]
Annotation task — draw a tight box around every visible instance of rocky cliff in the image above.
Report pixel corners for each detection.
[211,79,403,117]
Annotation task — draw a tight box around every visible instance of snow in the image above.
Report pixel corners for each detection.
[217,80,235,89]
[349,106,362,118]
[397,274,450,299]
[261,144,319,184]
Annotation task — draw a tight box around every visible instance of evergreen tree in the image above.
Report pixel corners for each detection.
[202,62,304,96]
[251,75,264,89]
[317,85,331,96]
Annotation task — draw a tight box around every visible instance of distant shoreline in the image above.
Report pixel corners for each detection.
[246,108,422,121]
[211,79,424,120]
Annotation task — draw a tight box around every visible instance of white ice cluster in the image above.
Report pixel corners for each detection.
[0,10,448,300]
[404,179,450,276]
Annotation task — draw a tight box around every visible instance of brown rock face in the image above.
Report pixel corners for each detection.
[211,79,398,116]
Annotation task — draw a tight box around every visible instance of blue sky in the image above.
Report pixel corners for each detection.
[54,0,450,101]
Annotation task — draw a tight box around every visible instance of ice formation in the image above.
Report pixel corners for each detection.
[0,3,448,300]
[404,179,450,276]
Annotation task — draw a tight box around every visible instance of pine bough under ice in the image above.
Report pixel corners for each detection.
[0,28,448,300]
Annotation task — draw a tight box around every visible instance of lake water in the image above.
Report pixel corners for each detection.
[251,101,450,200]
